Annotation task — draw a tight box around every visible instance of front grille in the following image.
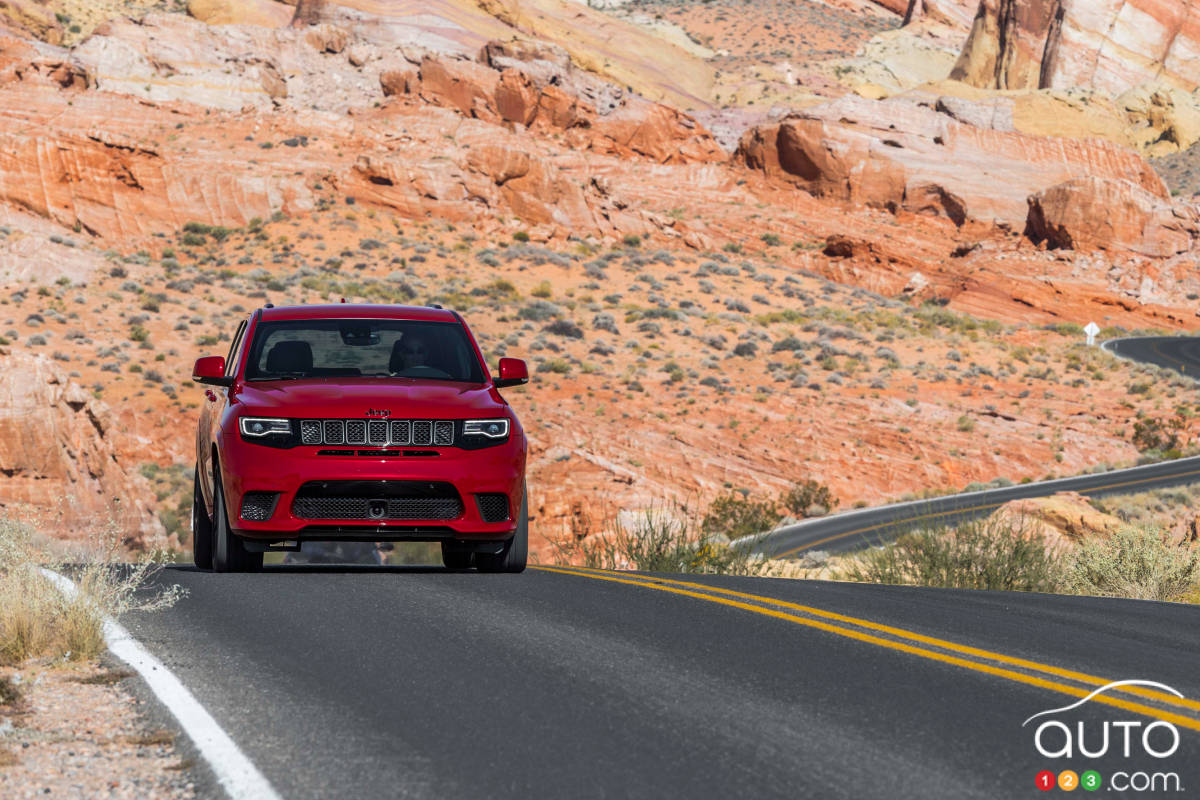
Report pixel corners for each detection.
[298,419,455,447]
[291,481,463,521]
[475,493,510,523]
[240,491,280,522]
[293,497,463,520]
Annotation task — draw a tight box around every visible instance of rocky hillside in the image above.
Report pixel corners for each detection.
[1,0,1200,555]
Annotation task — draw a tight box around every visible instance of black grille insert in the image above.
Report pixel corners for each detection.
[475,493,510,523]
[240,491,280,522]
[292,481,463,521]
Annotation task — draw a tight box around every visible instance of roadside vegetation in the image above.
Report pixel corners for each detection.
[838,516,1061,593]
[0,516,183,665]
[838,515,1200,602]
[552,482,1200,603]
[551,480,837,575]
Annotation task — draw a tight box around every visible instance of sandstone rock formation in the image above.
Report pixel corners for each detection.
[952,0,1200,95]
[0,0,63,45]
[0,32,87,90]
[735,94,1166,228]
[902,0,977,28]
[287,0,714,109]
[382,53,724,164]
[0,351,165,548]
[0,86,315,240]
[1026,176,1200,258]
[989,491,1124,553]
[187,0,295,27]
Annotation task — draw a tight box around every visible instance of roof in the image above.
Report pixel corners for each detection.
[257,304,458,323]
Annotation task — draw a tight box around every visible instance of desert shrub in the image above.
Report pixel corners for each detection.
[732,342,757,357]
[701,493,782,541]
[839,516,1062,592]
[0,517,183,665]
[1131,413,1187,453]
[543,319,583,339]
[772,336,806,352]
[518,300,561,321]
[562,509,759,574]
[1063,528,1199,601]
[780,480,839,518]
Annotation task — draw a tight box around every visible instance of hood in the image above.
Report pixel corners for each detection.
[233,378,508,419]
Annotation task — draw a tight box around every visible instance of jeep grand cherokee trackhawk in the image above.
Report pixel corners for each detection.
[190,304,529,573]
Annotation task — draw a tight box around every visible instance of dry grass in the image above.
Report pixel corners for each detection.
[837,515,1063,593]
[552,504,767,574]
[837,512,1200,602]
[1063,527,1200,602]
[0,516,184,665]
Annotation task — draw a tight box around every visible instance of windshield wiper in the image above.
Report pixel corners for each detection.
[247,373,311,382]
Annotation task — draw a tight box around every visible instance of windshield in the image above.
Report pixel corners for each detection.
[244,319,485,383]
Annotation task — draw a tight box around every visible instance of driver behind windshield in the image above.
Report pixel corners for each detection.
[391,332,430,372]
[245,318,482,382]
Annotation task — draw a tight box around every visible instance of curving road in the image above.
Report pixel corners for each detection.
[127,565,1200,799]
[756,336,1200,559]
[112,336,1200,799]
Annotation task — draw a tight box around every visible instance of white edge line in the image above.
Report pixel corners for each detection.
[39,567,283,800]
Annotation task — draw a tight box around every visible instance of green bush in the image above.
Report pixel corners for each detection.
[780,480,838,518]
[701,493,782,541]
[1064,528,1199,601]
[1131,413,1186,453]
[839,516,1061,592]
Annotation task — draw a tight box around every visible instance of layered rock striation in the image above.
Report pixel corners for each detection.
[952,0,1200,94]
[735,94,1167,230]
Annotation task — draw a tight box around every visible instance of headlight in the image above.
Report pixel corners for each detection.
[462,419,509,439]
[239,417,292,437]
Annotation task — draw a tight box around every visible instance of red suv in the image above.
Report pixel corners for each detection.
[190,304,529,573]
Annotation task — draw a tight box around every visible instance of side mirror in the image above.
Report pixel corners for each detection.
[494,357,528,388]
[193,356,233,387]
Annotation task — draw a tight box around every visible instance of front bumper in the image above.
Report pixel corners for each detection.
[218,431,526,542]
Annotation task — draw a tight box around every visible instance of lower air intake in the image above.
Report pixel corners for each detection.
[475,493,510,523]
[291,481,463,521]
[240,492,280,522]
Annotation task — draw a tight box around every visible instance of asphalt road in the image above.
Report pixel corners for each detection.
[127,565,1200,799]
[756,336,1200,559]
[121,337,1200,799]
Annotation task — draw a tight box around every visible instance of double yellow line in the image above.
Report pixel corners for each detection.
[535,565,1200,731]
[775,465,1200,558]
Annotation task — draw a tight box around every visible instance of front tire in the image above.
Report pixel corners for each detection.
[476,486,528,573]
[191,468,213,570]
[212,475,263,573]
